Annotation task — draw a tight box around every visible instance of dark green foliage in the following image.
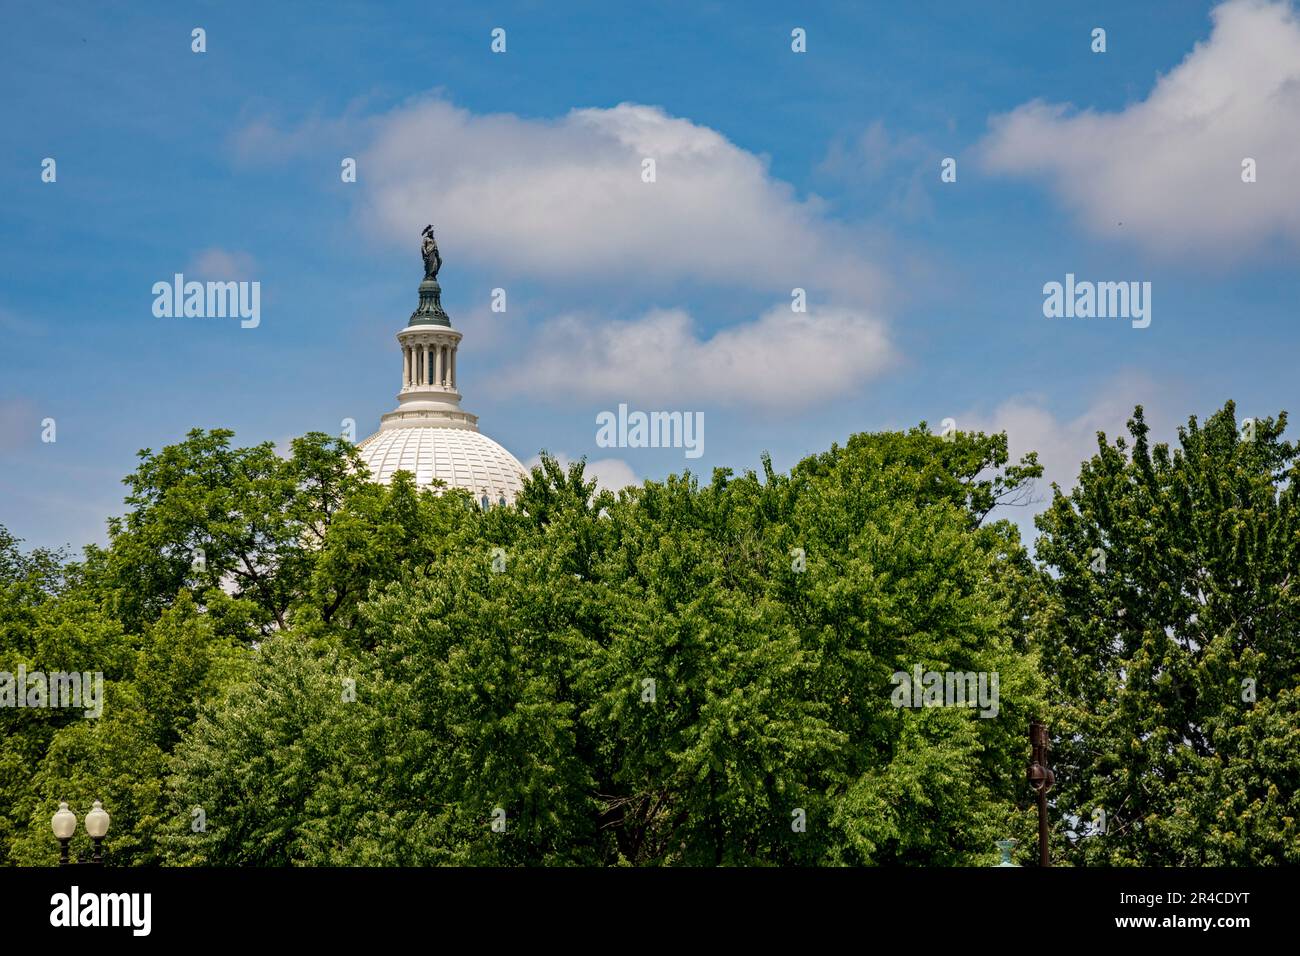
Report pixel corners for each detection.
[1036,403,1300,864]
[152,427,1046,865]
[102,429,367,636]
[6,405,1289,866]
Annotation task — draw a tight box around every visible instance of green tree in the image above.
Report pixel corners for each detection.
[1036,402,1300,865]
[0,528,75,865]
[0,571,134,865]
[162,635,358,866]
[0,514,256,865]
[103,429,365,636]
[165,429,1047,866]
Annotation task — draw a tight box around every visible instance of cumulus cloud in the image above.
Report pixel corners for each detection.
[501,303,894,410]
[525,452,639,494]
[958,371,1181,543]
[352,98,885,300]
[980,0,1300,259]
[233,97,900,405]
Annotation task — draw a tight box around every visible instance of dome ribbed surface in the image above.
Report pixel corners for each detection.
[357,426,527,500]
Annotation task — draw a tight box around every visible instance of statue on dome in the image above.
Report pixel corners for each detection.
[421,224,442,280]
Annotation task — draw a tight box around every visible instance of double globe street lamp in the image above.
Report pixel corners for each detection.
[51,800,111,865]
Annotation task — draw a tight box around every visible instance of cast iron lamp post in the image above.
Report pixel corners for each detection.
[51,800,111,865]
[1028,722,1054,866]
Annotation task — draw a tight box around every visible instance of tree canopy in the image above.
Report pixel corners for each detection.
[1,403,1295,866]
[1035,402,1300,864]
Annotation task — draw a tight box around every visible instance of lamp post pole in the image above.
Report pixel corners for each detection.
[1028,722,1054,867]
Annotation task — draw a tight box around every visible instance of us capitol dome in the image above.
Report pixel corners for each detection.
[356,225,528,507]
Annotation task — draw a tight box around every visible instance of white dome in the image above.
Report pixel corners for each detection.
[357,425,528,501]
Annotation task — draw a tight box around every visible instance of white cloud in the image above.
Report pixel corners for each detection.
[186,247,257,280]
[502,302,894,410]
[525,452,639,494]
[959,371,1179,541]
[353,98,885,300]
[980,0,1300,259]
[234,97,901,406]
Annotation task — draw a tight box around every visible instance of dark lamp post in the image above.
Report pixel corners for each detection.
[1028,722,1054,867]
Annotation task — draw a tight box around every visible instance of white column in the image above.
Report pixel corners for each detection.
[435,343,443,387]
[450,346,456,390]
[403,346,410,386]
[421,344,429,385]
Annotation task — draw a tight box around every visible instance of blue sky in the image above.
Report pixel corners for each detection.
[3,0,1299,553]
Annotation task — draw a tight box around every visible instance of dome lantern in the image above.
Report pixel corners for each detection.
[356,227,528,501]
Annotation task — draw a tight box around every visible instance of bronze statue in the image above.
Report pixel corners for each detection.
[421,224,442,280]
